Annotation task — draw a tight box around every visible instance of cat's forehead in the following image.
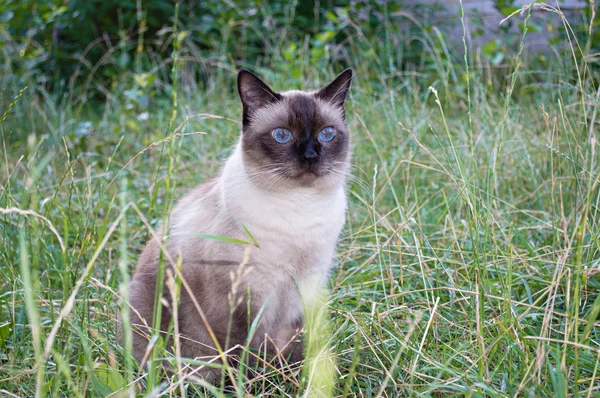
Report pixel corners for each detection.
[282,91,318,122]
[250,90,344,129]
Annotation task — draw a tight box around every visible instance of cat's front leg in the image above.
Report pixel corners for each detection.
[254,316,304,366]
[276,317,304,364]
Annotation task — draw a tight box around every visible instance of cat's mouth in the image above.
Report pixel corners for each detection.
[292,170,318,179]
[291,165,328,183]
[296,162,321,176]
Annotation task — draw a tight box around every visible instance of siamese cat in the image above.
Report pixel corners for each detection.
[126,68,353,377]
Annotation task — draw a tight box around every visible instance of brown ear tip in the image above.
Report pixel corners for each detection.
[238,69,249,80]
[237,69,258,85]
[341,68,353,79]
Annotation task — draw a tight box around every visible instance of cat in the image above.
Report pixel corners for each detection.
[125,68,353,379]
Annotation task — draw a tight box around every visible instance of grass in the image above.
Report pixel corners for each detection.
[1,2,599,396]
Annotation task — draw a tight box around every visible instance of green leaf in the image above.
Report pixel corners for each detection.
[177,30,188,43]
[519,22,541,33]
[133,73,155,88]
[89,366,115,396]
[310,47,326,63]
[316,30,336,43]
[482,40,498,56]
[500,6,519,16]
[93,364,126,391]
[283,43,297,61]
[581,291,600,344]
[325,11,338,23]
[547,349,567,398]
[238,220,260,248]
[0,321,11,347]
[191,233,254,246]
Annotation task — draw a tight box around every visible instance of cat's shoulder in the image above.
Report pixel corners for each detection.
[176,177,219,206]
[169,177,221,228]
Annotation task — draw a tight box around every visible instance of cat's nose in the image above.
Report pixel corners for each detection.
[301,142,319,165]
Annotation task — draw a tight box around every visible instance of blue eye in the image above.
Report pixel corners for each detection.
[318,127,336,142]
[272,128,292,144]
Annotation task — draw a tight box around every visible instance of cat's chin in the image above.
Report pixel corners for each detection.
[295,170,321,184]
[247,169,341,192]
[281,169,343,190]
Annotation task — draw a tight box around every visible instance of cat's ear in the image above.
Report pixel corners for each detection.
[316,68,353,109]
[238,70,281,122]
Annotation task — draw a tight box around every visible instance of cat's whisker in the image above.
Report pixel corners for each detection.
[331,161,372,180]
[245,164,286,173]
[262,171,288,191]
[246,173,285,186]
[245,166,284,178]
[246,169,281,178]
[325,168,370,191]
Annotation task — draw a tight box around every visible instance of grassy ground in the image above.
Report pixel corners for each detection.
[1,4,599,397]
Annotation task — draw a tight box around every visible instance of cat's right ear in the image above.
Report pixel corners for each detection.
[238,70,281,128]
[316,68,353,109]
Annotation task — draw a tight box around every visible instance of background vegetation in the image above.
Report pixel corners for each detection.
[1,0,599,396]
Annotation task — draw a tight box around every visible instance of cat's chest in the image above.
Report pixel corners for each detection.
[245,198,345,269]
[248,221,338,272]
[240,184,345,235]
[241,195,345,291]
[246,241,333,327]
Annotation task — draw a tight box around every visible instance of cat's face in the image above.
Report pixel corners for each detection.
[237,69,353,190]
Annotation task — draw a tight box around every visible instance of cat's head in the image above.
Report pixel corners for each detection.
[237,69,353,190]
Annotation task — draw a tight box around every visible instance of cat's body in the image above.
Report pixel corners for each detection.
[126,69,353,376]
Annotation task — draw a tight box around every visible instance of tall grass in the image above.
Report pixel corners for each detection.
[1,1,599,396]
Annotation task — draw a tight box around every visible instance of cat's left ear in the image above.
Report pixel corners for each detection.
[316,68,353,109]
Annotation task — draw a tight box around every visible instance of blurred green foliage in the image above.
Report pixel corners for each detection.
[1,0,352,92]
[0,0,597,96]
